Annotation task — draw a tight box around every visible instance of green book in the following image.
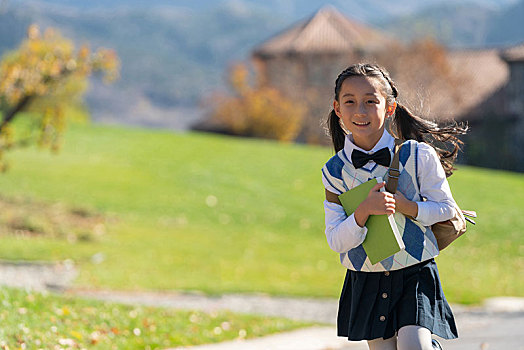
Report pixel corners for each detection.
[338,177,405,265]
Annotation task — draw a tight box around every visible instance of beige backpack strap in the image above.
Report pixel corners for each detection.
[385,139,404,194]
[325,189,341,205]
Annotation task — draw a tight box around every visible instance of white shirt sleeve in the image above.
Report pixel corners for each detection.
[323,200,367,254]
[322,167,367,252]
[415,143,456,226]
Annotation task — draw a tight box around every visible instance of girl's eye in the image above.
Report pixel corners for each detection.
[367,100,378,104]
[345,100,354,104]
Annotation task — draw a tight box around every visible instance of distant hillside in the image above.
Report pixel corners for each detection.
[1,0,522,128]
[18,0,517,21]
[0,6,33,53]
[1,2,289,127]
[379,0,524,48]
[486,0,524,45]
[50,5,285,104]
[377,2,495,48]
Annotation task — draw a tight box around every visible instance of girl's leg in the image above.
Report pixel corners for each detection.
[367,336,397,350]
[397,325,433,350]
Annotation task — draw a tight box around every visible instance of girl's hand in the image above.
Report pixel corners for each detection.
[393,190,419,218]
[354,182,395,227]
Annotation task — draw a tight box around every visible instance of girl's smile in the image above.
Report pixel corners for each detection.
[333,76,392,150]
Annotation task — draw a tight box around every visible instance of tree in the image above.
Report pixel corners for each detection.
[0,24,119,170]
[373,39,465,121]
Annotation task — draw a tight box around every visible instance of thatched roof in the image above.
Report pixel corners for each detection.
[252,6,389,58]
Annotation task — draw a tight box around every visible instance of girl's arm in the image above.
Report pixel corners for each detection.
[394,143,456,226]
[324,196,367,253]
[322,172,369,253]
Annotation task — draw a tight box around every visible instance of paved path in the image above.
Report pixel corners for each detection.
[433,309,524,350]
[171,327,367,350]
[70,290,338,324]
[0,259,76,291]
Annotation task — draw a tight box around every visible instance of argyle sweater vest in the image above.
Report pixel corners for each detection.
[322,140,440,272]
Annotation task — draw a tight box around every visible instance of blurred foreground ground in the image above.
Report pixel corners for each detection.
[1,261,522,350]
[74,291,524,350]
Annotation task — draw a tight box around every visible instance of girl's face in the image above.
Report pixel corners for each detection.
[334,76,393,151]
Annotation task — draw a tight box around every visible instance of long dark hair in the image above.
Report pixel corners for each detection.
[326,63,468,177]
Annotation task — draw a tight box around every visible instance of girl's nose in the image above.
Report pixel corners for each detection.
[358,103,366,114]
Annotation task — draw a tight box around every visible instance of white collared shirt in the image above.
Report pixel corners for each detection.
[322,129,457,254]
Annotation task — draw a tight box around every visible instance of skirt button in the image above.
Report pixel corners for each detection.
[380,315,386,322]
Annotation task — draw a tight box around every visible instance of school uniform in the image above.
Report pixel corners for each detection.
[322,130,458,341]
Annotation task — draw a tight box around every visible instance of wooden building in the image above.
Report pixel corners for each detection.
[454,44,524,170]
[251,6,524,171]
[251,6,391,143]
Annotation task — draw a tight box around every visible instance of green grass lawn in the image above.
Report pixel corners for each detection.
[0,287,310,349]
[0,122,522,304]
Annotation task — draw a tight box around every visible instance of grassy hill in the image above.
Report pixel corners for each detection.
[0,122,522,304]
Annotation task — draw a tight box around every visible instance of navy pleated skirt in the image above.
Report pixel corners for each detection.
[337,258,458,341]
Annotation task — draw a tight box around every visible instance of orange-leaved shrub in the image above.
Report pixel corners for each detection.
[209,64,304,142]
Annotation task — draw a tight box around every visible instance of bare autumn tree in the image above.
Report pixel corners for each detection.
[373,39,465,121]
[0,24,119,170]
[207,63,305,142]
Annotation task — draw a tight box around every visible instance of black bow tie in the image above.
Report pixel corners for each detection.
[351,147,391,168]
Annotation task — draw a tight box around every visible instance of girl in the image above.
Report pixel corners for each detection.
[321,63,467,350]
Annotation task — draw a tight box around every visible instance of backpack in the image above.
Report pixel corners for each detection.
[386,139,476,250]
